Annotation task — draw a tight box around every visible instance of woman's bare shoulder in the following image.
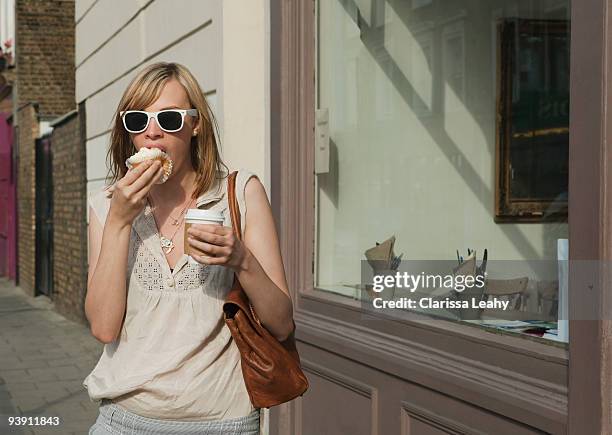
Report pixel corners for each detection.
[88,183,115,224]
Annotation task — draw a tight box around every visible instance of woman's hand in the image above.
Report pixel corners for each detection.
[108,160,164,228]
[186,224,248,272]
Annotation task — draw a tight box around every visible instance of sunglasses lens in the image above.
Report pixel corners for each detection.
[157,111,183,131]
[124,112,148,132]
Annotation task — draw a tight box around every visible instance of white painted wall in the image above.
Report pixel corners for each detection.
[221,0,270,191]
[0,0,14,51]
[76,0,271,225]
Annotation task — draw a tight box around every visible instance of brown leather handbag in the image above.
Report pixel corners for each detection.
[222,171,309,408]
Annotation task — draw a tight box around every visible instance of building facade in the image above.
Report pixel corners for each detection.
[2,0,611,433]
[268,0,612,434]
[0,0,77,307]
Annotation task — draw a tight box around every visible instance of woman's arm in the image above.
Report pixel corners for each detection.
[84,208,131,344]
[85,160,163,344]
[187,176,295,341]
[235,177,294,342]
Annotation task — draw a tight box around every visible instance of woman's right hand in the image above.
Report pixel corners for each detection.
[108,159,163,227]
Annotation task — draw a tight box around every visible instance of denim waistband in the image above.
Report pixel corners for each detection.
[97,399,260,434]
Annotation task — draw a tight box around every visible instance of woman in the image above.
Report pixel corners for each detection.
[83,62,295,434]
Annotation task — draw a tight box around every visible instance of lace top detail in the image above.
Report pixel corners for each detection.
[127,220,213,293]
[83,168,260,421]
[129,232,165,292]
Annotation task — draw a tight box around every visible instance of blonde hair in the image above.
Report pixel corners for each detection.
[106,62,229,199]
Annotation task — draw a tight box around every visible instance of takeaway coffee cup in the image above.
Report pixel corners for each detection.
[184,209,225,265]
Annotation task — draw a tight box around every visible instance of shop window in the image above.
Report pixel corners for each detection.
[314,0,570,344]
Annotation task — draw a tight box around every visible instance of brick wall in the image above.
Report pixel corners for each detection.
[51,108,87,324]
[15,0,75,117]
[13,0,77,303]
[17,103,39,296]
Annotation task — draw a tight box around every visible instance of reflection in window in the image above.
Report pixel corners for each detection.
[496,19,569,222]
[442,22,465,113]
[314,0,570,344]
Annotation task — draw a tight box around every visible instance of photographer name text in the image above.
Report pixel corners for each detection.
[372,296,510,311]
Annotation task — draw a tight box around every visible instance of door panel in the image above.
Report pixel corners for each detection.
[301,361,374,435]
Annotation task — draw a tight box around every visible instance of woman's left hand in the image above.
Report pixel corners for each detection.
[186,224,248,272]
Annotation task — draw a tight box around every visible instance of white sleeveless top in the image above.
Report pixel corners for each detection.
[83,168,258,421]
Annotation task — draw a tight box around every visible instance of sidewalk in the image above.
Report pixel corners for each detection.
[0,277,102,434]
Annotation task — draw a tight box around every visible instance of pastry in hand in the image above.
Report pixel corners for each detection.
[125,147,173,184]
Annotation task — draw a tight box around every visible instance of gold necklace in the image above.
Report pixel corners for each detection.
[149,195,196,254]
[168,205,188,226]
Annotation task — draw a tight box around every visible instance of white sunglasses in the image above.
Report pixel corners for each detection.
[120,109,198,133]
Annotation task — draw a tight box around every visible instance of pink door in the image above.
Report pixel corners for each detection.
[0,113,16,280]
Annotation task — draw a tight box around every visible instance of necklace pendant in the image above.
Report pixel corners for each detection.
[159,235,174,254]
[172,219,179,226]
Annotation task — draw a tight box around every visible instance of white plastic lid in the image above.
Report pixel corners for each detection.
[185,209,224,223]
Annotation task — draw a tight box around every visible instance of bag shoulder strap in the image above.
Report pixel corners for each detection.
[227,171,261,325]
[227,171,242,240]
